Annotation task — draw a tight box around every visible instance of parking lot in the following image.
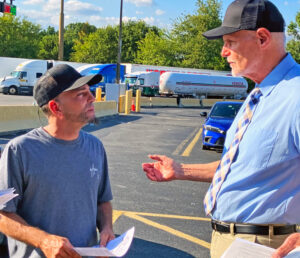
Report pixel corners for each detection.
[0,98,222,257]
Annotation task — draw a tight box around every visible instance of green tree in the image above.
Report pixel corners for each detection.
[70,26,118,63]
[286,11,300,63]
[136,30,181,66]
[37,34,59,60]
[64,22,97,61]
[40,26,56,36]
[171,0,229,70]
[122,20,160,63]
[0,15,41,58]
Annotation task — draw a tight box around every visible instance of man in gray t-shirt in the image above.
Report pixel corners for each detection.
[0,64,114,258]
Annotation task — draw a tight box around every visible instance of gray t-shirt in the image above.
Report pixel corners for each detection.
[0,127,113,258]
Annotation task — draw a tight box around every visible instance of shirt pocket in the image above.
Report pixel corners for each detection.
[246,129,278,169]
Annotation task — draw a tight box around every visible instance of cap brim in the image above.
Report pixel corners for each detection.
[203,26,241,40]
[64,74,103,92]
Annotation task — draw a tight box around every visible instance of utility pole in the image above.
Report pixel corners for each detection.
[58,0,64,60]
[116,0,123,83]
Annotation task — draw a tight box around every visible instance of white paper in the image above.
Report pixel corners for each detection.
[74,227,135,257]
[0,188,18,208]
[222,238,300,258]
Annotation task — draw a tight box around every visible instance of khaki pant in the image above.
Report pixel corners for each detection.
[210,228,292,258]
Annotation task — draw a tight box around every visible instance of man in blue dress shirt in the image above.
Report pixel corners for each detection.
[142,0,300,257]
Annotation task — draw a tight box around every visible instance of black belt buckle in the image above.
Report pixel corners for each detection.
[211,220,230,233]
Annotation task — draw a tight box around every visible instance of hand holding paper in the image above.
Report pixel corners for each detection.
[74,227,135,257]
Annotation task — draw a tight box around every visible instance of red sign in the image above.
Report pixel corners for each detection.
[4,3,11,13]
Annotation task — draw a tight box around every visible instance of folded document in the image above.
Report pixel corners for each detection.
[221,238,300,258]
[75,227,135,257]
[0,188,18,208]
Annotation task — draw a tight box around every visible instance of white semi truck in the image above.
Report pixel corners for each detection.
[159,72,248,101]
[0,59,86,95]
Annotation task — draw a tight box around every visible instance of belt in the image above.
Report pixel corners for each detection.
[211,220,297,235]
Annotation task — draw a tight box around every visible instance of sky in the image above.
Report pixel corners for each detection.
[13,0,300,31]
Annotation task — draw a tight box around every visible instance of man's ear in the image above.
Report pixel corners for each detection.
[48,100,62,117]
[256,28,271,48]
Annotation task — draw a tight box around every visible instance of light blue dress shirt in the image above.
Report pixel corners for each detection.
[211,54,300,224]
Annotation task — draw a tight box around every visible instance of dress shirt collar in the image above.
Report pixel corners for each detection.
[255,53,296,97]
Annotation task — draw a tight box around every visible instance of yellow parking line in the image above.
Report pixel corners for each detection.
[181,128,203,157]
[124,212,211,249]
[129,211,210,221]
[173,127,200,155]
[113,210,125,224]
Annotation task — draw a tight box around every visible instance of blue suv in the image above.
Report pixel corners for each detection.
[201,101,243,151]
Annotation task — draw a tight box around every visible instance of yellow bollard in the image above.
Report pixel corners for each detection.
[95,88,102,102]
[125,90,133,115]
[135,89,141,112]
[118,95,125,113]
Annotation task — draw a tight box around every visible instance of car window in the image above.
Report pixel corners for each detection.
[210,103,242,118]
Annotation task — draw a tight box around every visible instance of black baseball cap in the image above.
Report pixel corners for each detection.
[34,64,102,107]
[203,0,285,40]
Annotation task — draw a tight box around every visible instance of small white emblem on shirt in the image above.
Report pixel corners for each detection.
[90,164,99,179]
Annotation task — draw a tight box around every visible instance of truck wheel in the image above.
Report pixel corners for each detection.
[8,86,18,95]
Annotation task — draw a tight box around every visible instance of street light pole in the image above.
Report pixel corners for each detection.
[58,0,64,60]
[116,0,123,83]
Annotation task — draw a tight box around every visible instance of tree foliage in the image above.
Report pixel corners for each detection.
[70,20,160,64]
[37,34,59,60]
[286,11,300,63]
[0,15,41,58]
[171,0,229,70]
[121,21,160,63]
[70,26,118,63]
[135,0,229,71]
[136,31,181,66]
[64,22,97,60]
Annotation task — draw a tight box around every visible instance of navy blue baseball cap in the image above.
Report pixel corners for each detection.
[34,64,102,107]
[203,0,285,40]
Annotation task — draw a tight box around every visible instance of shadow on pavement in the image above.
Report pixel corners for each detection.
[83,114,143,133]
[0,114,143,145]
[124,237,195,258]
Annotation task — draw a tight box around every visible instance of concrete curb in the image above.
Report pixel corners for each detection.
[0,101,118,134]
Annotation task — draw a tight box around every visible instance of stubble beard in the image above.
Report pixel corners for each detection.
[63,110,96,125]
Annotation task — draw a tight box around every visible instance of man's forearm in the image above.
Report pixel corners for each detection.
[0,211,81,257]
[0,211,49,249]
[176,160,219,182]
[97,202,113,231]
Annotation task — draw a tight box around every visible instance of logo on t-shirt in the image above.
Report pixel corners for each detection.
[90,164,99,179]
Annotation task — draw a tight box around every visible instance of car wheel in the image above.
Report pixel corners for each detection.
[8,86,18,95]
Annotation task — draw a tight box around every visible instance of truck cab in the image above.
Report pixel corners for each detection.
[0,60,51,95]
[78,64,125,94]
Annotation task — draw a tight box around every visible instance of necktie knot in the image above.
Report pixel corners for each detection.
[250,88,262,104]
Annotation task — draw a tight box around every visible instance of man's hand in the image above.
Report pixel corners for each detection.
[99,226,115,247]
[39,234,81,258]
[142,155,181,182]
[272,233,300,258]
